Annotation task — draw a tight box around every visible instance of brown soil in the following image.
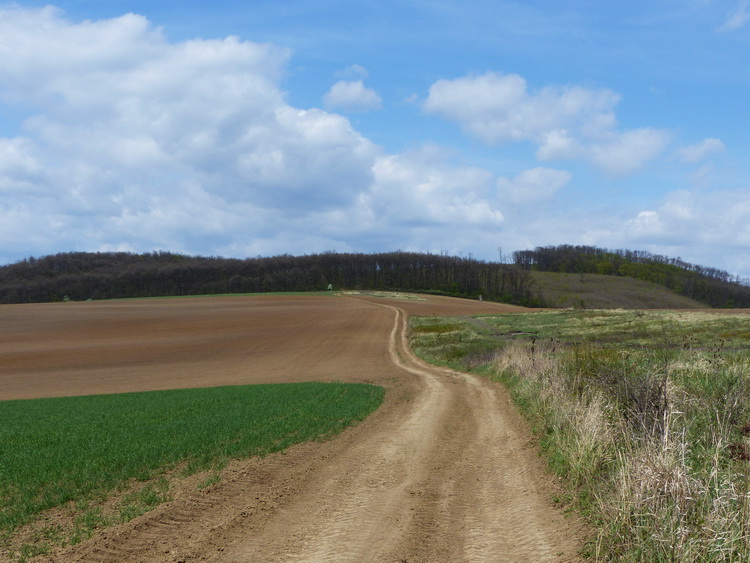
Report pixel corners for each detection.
[2,293,585,561]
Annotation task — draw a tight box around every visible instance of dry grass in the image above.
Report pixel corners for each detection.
[531,272,707,309]
[492,342,750,561]
[411,310,750,561]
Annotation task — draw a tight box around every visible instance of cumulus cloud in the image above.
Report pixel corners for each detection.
[536,130,585,161]
[626,210,669,241]
[623,189,750,270]
[496,167,571,204]
[719,0,750,31]
[365,147,503,228]
[423,71,669,176]
[278,146,508,259]
[3,6,743,278]
[0,6,391,259]
[677,138,726,163]
[323,80,383,112]
[589,128,671,176]
[0,138,46,195]
[0,7,518,263]
[424,72,619,144]
[494,187,750,278]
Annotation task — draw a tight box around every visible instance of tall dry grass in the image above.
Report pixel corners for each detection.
[492,340,750,562]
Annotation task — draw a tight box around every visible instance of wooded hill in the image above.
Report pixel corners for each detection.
[514,245,750,308]
[0,251,538,305]
[2,247,747,308]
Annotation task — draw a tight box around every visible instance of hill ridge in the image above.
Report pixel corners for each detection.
[2,248,747,308]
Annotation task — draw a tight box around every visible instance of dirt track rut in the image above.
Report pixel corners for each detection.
[41,296,582,562]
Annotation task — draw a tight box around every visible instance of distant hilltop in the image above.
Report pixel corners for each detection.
[514,245,750,308]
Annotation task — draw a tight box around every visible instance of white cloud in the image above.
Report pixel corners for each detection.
[620,188,750,273]
[0,6,388,259]
[423,71,669,176]
[589,128,671,176]
[0,138,46,195]
[626,210,668,240]
[365,146,503,228]
[323,80,383,112]
[277,146,508,259]
[496,167,571,204]
[536,129,585,161]
[424,72,619,144]
[677,138,726,163]
[0,7,519,264]
[719,0,750,31]
[1,6,746,280]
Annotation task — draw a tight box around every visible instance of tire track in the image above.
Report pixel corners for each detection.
[39,296,583,562]
[369,301,583,562]
[208,301,455,562]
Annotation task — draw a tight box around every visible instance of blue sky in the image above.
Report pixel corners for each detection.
[1,1,749,276]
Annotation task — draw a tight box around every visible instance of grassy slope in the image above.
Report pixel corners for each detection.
[531,271,708,309]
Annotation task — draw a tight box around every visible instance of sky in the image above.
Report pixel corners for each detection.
[1,1,749,277]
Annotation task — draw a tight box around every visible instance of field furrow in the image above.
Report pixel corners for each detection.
[2,294,583,561]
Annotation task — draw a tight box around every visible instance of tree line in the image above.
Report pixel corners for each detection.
[0,251,539,306]
[513,244,750,308]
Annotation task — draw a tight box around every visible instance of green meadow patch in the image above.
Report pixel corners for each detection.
[0,382,383,552]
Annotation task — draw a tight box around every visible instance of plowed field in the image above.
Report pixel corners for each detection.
[1,293,584,561]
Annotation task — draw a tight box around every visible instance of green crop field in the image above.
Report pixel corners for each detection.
[411,310,750,562]
[0,382,383,559]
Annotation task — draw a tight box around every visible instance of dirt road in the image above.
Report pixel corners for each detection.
[3,294,583,561]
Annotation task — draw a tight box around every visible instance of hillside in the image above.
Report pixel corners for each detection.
[531,271,708,309]
[516,244,750,308]
[2,248,745,309]
[0,251,537,306]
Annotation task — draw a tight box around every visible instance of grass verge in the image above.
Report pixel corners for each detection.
[0,382,383,560]
[411,310,750,561]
